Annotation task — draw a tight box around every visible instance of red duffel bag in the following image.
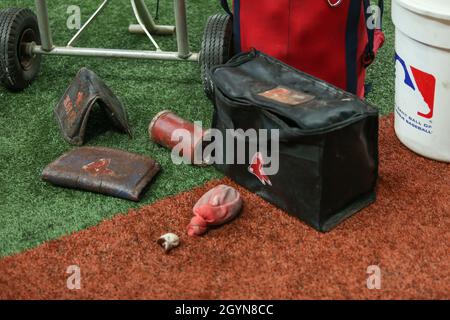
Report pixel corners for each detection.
[218,0,385,97]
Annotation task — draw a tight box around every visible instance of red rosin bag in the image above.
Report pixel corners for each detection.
[221,0,385,97]
[188,185,243,236]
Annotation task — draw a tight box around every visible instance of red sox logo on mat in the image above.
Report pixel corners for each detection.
[248,152,272,186]
[82,158,113,176]
[63,91,86,125]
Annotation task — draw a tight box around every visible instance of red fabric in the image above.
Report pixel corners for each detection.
[235,0,384,98]
[373,29,386,56]
[356,3,369,98]
[239,0,291,62]
[188,185,243,236]
[287,1,351,93]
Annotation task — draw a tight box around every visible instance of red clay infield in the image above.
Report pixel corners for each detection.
[0,116,449,299]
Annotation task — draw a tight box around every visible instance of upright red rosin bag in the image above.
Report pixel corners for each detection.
[220,0,385,97]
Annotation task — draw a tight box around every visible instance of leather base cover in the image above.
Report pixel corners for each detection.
[42,147,160,201]
[55,68,132,146]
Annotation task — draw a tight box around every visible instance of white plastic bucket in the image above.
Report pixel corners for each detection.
[392,0,450,162]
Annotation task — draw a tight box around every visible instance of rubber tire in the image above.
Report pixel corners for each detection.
[0,8,41,92]
[200,14,233,100]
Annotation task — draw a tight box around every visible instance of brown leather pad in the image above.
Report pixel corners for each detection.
[54,68,132,146]
[41,147,160,201]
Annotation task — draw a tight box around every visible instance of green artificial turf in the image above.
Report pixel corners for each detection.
[0,0,395,257]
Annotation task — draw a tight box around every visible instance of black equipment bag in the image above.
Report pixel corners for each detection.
[209,50,379,232]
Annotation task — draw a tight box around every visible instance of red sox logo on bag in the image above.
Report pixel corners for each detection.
[248,152,272,186]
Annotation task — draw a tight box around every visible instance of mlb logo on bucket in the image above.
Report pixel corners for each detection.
[395,53,436,119]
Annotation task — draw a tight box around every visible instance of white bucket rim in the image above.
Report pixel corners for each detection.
[396,0,450,21]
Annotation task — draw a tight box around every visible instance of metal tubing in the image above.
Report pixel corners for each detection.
[131,0,159,34]
[131,0,161,50]
[67,0,110,47]
[174,0,191,58]
[34,0,54,51]
[32,45,199,62]
[128,24,175,36]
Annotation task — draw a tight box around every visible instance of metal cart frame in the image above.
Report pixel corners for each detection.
[28,0,199,63]
[1,0,232,93]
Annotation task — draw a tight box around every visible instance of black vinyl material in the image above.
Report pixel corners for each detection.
[209,50,379,232]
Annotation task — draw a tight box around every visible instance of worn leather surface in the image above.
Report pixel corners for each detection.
[54,68,132,146]
[41,147,160,201]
